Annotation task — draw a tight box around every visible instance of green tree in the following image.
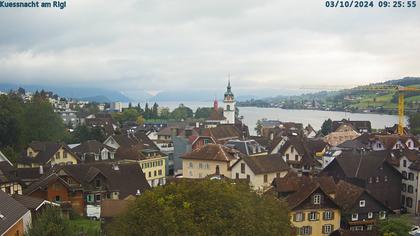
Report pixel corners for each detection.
[320,118,333,135]
[194,107,215,119]
[26,206,72,236]
[70,125,106,143]
[159,107,170,120]
[136,115,145,126]
[408,113,420,135]
[22,99,66,143]
[152,102,159,119]
[255,119,264,136]
[108,179,290,236]
[377,216,411,236]
[170,104,193,120]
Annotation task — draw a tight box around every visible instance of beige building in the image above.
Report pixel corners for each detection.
[230,154,289,191]
[181,144,241,178]
[17,142,79,168]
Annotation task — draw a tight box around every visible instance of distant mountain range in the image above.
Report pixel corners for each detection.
[0,83,315,103]
[0,83,133,102]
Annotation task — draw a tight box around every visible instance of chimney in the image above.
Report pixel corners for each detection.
[39,165,44,175]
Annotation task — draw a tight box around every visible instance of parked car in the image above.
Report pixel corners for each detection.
[409,225,420,235]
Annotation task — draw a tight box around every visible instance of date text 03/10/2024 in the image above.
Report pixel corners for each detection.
[325,0,416,8]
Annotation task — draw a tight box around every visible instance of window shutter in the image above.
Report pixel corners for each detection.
[317,212,320,220]
[331,211,335,220]
[293,214,296,222]
[309,226,312,235]
[302,212,305,221]
[322,212,326,220]
[322,225,325,234]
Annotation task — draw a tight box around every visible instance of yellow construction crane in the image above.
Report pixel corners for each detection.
[352,85,420,135]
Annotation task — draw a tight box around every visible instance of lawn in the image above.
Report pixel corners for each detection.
[69,218,101,236]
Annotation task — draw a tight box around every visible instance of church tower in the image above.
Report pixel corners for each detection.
[223,80,235,124]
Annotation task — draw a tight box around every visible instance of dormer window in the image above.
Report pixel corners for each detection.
[95,179,101,188]
[351,213,358,221]
[359,200,366,207]
[55,152,60,159]
[313,194,321,205]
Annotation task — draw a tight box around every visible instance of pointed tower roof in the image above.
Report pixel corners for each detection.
[224,80,234,97]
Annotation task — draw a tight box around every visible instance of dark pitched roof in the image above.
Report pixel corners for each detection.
[13,195,47,211]
[241,154,289,174]
[0,190,29,235]
[224,139,265,155]
[113,131,159,150]
[249,136,272,148]
[201,125,243,142]
[56,163,150,198]
[181,144,242,162]
[72,140,116,155]
[0,161,19,184]
[285,181,338,210]
[333,180,365,212]
[25,163,150,199]
[332,150,396,179]
[18,141,79,165]
[330,229,379,236]
[272,175,336,195]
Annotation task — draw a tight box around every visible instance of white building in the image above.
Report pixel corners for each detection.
[222,81,235,124]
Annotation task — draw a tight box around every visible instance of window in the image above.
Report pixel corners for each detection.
[402,183,407,192]
[294,212,304,222]
[409,173,414,180]
[407,197,413,208]
[351,213,358,221]
[55,152,60,159]
[55,195,61,202]
[299,226,312,235]
[95,179,101,188]
[154,170,157,176]
[384,176,388,182]
[87,194,94,203]
[189,171,193,177]
[215,165,220,174]
[408,185,414,193]
[236,173,239,179]
[323,211,333,220]
[246,175,250,181]
[226,105,230,110]
[379,211,387,220]
[291,147,294,153]
[189,162,193,168]
[199,163,203,169]
[241,163,245,174]
[375,176,380,183]
[367,225,374,231]
[205,163,209,169]
[368,177,373,184]
[285,154,289,160]
[322,224,333,234]
[402,171,408,179]
[95,194,101,202]
[148,172,151,178]
[313,194,321,205]
[403,160,407,167]
[263,174,268,183]
[276,172,281,178]
[308,211,318,221]
[359,200,366,207]
[295,154,298,161]
[63,151,68,159]
[368,212,373,219]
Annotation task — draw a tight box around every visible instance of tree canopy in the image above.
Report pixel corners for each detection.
[320,118,333,135]
[377,216,411,236]
[108,179,291,236]
[408,113,420,135]
[26,206,72,236]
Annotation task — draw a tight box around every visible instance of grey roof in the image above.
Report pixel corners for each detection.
[0,162,19,184]
[241,154,289,174]
[13,195,46,211]
[0,190,29,235]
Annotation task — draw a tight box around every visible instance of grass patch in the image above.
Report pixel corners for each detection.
[69,218,101,236]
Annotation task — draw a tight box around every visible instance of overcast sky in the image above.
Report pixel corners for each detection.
[0,0,419,98]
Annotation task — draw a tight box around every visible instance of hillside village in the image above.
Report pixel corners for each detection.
[1,82,420,236]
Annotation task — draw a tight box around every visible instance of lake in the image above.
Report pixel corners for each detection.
[141,101,403,136]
